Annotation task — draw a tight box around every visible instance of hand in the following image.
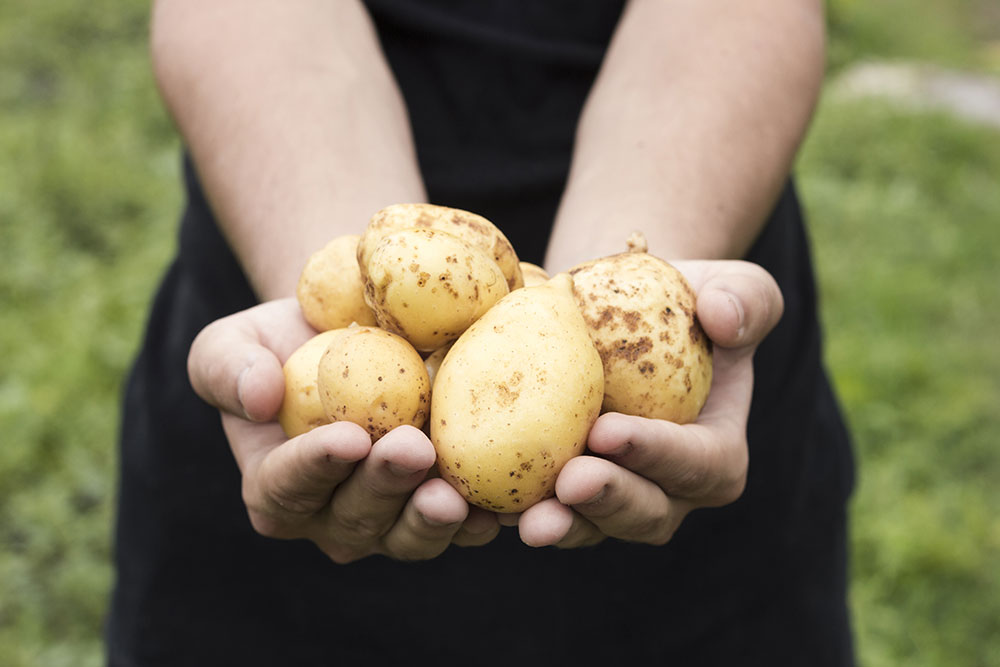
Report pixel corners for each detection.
[501,260,784,548]
[187,298,500,563]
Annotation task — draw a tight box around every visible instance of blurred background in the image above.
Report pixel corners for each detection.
[1,1,998,665]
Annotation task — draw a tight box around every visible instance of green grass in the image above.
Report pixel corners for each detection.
[1,1,998,665]
[0,2,179,665]
[798,99,1000,667]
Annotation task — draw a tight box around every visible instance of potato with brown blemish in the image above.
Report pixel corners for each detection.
[296,235,377,331]
[358,203,524,292]
[518,261,550,288]
[278,328,354,438]
[431,273,604,512]
[363,227,509,351]
[569,238,712,424]
[316,326,430,440]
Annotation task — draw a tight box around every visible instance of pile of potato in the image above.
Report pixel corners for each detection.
[278,203,712,512]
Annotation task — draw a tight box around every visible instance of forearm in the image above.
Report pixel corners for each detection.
[151,0,425,300]
[545,0,826,270]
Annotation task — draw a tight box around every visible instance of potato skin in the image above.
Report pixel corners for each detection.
[431,273,604,512]
[317,326,430,439]
[518,261,550,288]
[570,251,712,424]
[358,203,524,292]
[363,227,509,351]
[278,329,353,438]
[297,235,377,331]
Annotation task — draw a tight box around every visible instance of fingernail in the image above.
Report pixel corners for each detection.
[418,511,456,527]
[580,486,607,507]
[607,440,633,459]
[723,290,745,341]
[236,364,253,420]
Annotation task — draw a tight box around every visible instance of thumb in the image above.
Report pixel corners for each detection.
[187,299,312,421]
[688,260,784,352]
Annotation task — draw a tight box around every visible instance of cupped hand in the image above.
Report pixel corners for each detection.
[503,260,784,548]
[187,298,500,563]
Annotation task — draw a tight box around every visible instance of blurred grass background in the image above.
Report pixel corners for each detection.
[0,1,998,665]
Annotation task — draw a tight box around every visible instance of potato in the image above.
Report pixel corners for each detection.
[423,342,453,389]
[569,244,712,424]
[363,227,509,351]
[518,261,550,288]
[358,203,524,292]
[317,326,430,439]
[431,273,604,512]
[297,235,377,331]
[278,329,353,438]
[420,342,453,438]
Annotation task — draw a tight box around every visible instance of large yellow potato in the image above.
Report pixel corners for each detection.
[317,326,430,440]
[278,329,353,438]
[297,235,377,331]
[358,203,524,292]
[431,273,604,512]
[569,247,712,424]
[363,227,509,351]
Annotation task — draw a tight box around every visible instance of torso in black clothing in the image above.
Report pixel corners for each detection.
[107,2,854,665]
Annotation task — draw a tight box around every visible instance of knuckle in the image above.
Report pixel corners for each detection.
[333,508,387,544]
[390,542,448,562]
[246,509,290,540]
[267,487,324,517]
[630,514,675,546]
[712,468,748,507]
[320,544,368,565]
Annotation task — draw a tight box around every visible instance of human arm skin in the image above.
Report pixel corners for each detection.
[155,0,499,561]
[151,0,425,301]
[545,0,826,269]
[516,0,825,546]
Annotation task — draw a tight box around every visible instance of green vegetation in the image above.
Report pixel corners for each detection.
[0,1,997,665]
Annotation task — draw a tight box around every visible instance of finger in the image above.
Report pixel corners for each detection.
[554,456,684,545]
[517,498,605,548]
[675,259,784,352]
[380,478,470,559]
[327,425,437,546]
[187,299,314,421]
[451,507,502,547]
[587,412,747,506]
[516,498,575,547]
[496,512,521,528]
[234,421,372,537]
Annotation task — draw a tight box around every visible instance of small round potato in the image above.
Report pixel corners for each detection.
[317,326,430,440]
[358,203,524,292]
[297,235,377,331]
[570,249,712,424]
[363,227,509,351]
[278,329,353,438]
[518,261,550,288]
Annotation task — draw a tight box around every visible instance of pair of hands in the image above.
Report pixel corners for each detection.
[187,260,782,563]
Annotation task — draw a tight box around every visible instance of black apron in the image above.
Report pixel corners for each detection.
[107,2,855,664]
